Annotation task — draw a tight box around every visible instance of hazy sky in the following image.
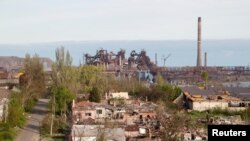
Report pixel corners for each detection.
[1,0,250,43]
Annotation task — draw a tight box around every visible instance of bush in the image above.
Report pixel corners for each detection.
[0,123,16,141]
[241,107,250,123]
[132,83,181,104]
[89,87,101,103]
[40,114,51,136]
[40,115,70,136]
[7,94,26,127]
[24,98,38,112]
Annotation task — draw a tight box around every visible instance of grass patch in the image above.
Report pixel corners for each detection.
[0,123,17,141]
[187,107,250,124]
[210,108,242,116]
[52,136,65,141]
[187,111,207,119]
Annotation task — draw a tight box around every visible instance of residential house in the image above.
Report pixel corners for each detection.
[72,100,106,123]
[125,101,157,125]
[111,106,126,119]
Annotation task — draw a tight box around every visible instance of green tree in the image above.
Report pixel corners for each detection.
[52,47,80,95]
[21,54,45,111]
[50,47,78,135]
[89,87,101,103]
[52,86,74,116]
[201,71,208,88]
[79,65,103,91]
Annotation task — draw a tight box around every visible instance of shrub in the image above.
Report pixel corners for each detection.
[0,123,16,141]
[89,87,101,103]
[7,94,26,127]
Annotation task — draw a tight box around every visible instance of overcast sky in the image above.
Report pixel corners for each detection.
[0,0,250,43]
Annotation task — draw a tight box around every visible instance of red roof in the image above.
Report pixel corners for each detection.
[75,101,93,107]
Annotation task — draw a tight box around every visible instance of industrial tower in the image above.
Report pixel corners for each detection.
[197,17,202,67]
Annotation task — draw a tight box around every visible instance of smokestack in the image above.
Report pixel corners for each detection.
[197,17,202,67]
[204,52,207,67]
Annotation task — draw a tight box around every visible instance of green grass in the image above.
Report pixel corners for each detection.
[187,108,250,124]
[0,123,17,141]
[187,111,207,119]
[52,137,65,141]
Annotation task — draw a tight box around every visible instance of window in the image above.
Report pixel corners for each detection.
[85,113,91,116]
[96,109,102,114]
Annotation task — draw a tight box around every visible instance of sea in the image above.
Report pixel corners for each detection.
[223,82,250,88]
[0,40,249,67]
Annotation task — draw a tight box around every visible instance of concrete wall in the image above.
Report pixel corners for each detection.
[188,100,249,112]
[71,125,125,141]
[190,101,228,111]
[73,137,96,141]
[109,92,129,99]
[0,98,8,121]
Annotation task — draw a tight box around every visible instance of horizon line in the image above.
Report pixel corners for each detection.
[1,38,250,45]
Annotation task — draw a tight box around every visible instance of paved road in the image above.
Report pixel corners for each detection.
[15,99,49,141]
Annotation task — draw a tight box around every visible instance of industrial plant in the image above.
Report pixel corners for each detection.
[0,17,249,141]
[82,17,250,85]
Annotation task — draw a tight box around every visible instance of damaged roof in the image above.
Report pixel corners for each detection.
[225,87,250,100]
[181,86,218,97]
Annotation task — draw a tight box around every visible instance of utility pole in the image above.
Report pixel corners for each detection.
[3,100,7,123]
[50,93,55,136]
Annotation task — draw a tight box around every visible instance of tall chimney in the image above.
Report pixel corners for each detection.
[204,52,207,67]
[197,17,202,67]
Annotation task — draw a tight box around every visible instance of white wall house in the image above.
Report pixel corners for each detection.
[109,92,129,99]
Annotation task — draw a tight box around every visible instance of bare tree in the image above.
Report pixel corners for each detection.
[156,102,186,141]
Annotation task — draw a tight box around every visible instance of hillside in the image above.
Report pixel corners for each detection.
[0,56,53,70]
